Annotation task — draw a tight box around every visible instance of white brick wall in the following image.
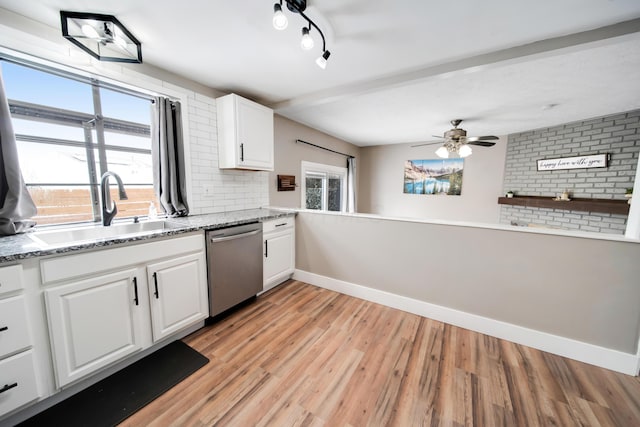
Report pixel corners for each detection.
[186,93,269,215]
[500,110,639,234]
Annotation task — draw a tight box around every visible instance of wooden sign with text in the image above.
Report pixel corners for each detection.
[537,153,608,171]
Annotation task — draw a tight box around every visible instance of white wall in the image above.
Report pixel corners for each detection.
[0,8,269,216]
[358,137,508,223]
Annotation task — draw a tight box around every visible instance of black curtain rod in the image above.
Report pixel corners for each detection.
[296,139,354,159]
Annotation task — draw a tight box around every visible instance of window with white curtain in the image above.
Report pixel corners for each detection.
[301,161,347,212]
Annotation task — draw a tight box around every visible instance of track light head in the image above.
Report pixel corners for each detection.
[301,26,314,50]
[273,3,288,30]
[316,50,330,69]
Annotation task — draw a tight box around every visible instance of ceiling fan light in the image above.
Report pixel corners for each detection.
[435,146,449,158]
[301,27,314,50]
[316,50,330,69]
[458,144,472,157]
[273,3,288,30]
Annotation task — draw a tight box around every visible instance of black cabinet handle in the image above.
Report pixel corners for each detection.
[0,383,17,394]
[153,272,159,299]
[240,143,244,162]
[275,222,288,228]
[0,326,8,332]
[133,277,139,306]
[265,240,268,258]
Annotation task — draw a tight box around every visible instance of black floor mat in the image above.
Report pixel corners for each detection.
[19,340,209,427]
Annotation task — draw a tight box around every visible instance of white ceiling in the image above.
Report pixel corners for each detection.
[2,0,640,146]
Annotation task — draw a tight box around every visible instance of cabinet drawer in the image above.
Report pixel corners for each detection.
[0,264,23,296]
[0,296,32,358]
[0,350,39,416]
[262,217,294,233]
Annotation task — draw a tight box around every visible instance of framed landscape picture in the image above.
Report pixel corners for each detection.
[403,159,464,195]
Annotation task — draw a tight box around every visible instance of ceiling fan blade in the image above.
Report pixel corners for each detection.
[411,141,442,148]
[467,141,496,147]
[466,135,499,142]
[431,135,444,139]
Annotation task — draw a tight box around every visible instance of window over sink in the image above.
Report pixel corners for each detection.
[1,59,160,226]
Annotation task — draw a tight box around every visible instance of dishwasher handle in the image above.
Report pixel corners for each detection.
[209,228,261,243]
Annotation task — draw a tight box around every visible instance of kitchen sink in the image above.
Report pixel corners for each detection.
[28,220,171,247]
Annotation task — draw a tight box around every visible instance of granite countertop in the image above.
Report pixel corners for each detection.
[0,208,295,263]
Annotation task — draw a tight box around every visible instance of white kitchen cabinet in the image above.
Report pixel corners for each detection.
[217,93,274,171]
[0,296,33,357]
[44,268,145,387]
[0,263,40,417]
[0,351,39,416]
[263,217,295,291]
[147,253,208,342]
[40,233,208,388]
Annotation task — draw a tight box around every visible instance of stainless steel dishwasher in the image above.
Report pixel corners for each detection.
[206,222,263,317]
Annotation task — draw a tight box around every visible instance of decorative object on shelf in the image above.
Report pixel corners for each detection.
[271,0,331,69]
[626,187,633,205]
[404,159,464,196]
[536,153,608,171]
[506,191,514,198]
[60,11,142,63]
[553,189,571,201]
[411,119,499,159]
[277,175,297,191]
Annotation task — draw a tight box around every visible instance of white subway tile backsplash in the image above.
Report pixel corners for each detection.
[186,93,269,215]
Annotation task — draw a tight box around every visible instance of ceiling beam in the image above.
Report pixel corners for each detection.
[271,18,640,113]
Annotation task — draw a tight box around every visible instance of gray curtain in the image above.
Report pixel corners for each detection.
[151,97,189,216]
[0,66,36,235]
[347,156,357,213]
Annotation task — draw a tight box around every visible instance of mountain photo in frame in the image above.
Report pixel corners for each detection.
[403,159,464,195]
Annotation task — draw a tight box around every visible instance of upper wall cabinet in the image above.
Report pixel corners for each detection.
[216,93,274,171]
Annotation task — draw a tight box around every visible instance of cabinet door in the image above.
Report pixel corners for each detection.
[263,230,295,290]
[44,268,144,387]
[0,296,32,358]
[0,350,40,416]
[147,252,208,342]
[236,97,274,170]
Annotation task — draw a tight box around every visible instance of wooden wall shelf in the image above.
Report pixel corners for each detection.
[498,196,630,215]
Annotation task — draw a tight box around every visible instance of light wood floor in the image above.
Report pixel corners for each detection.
[120,280,640,427]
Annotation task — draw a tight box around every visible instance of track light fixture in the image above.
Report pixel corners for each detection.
[272,0,331,69]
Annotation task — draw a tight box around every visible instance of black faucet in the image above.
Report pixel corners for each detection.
[100,171,128,226]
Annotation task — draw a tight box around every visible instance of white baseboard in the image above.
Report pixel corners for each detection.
[293,269,639,376]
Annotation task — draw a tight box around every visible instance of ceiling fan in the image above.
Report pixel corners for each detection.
[412,119,499,158]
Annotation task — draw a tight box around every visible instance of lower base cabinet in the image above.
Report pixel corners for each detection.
[147,253,208,342]
[263,217,295,291]
[44,268,144,387]
[42,233,208,388]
